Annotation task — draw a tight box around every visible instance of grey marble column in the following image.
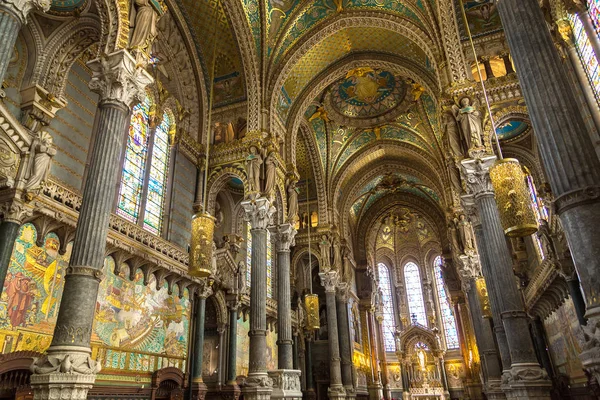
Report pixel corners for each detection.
[223,294,241,400]
[242,197,275,400]
[335,286,355,399]
[30,50,152,400]
[192,282,213,400]
[457,255,504,399]
[0,201,32,297]
[275,224,297,369]
[319,271,346,400]
[496,0,600,382]
[0,0,49,85]
[461,157,551,399]
[374,313,390,400]
[304,333,316,400]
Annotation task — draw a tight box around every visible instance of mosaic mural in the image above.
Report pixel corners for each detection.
[236,318,278,377]
[459,0,502,39]
[0,223,190,374]
[0,224,70,354]
[496,119,529,141]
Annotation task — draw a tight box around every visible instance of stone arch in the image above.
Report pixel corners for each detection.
[298,122,328,225]
[206,167,248,215]
[397,324,440,354]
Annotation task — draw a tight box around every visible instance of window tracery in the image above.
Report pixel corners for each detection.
[378,262,396,351]
[433,256,459,350]
[404,262,427,327]
[569,12,600,102]
[117,93,174,235]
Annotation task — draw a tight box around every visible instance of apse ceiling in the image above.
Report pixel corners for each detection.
[375,207,437,249]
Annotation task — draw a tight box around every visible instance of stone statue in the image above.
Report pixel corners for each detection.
[319,234,331,268]
[457,214,475,252]
[236,260,247,293]
[263,152,276,199]
[287,179,299,224]
[332,237,342,270]
[297,296,306,328]
[24,131,56,200]
[443,110,463,159]
[129,0,159,51]
[246,146,262,193]
[214,201,224,227]
[448,219,461,255]
[452,97,484,155]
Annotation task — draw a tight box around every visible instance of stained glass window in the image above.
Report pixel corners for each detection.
[434,257,460,350]
[404,262,427,327]
[589,0,600,38]
[570,13,600,102]
[378,263,396,351]
[246,223,273,298]
[117,93,173,236]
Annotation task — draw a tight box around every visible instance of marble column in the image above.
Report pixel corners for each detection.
[242,197,275,400]
[461,157,551,399]
[374,312,390,400]
[319,271,346,400]
[292,330,299,370]
[223,294,241,400]
[566,274,587,326]
[0,0,49,85]
[304,332,316,400]
[0,200,32,296]
[269,223,301,400]
[335,285,355,399]
[457,255,504,399]
[29,50,152,400]
[496,0,600,382]
[192,281,213,400]
[530,317,554,380]
[366,307,382,400]
[501,54,514,74]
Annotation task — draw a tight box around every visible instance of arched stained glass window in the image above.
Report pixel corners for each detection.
[117,93,173,235]
[526,175,548,258]
[434,257,460,350]
[589,0,600,38]
[377,263,396,351]
[404,262,427,327]
[246,224,273,298]
[569,12,600,102]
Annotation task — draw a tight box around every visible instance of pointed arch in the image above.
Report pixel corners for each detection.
[404,261,427,327]
[433,256,459,350]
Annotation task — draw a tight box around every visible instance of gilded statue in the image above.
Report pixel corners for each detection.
[452,97,484,156]
[245,146,262,194]
[129,0,159,51]
[24,131,56,200]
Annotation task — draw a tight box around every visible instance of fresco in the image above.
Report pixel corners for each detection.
[95,257,191,372]
[543,298,587,382]
[0,223,71,354]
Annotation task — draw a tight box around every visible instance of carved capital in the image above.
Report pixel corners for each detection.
[197,278,213,299]
[457,254,482,281]
[273,223,297,252]
[1,199,33,224]
[242,197,275,230]
[0,0,50,25]
[319,270,339,293]
[87,50,153,107]
[31,351,101,376]
[460,156,497,199]
[460,195,480,227]
[554,186,600,214]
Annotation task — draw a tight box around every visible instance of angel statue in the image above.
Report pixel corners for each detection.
[24,131,56,200]
[287,179,299,224]
[246,146,262,194]
[129,0,160,52]
[263,152,276,199]
[452,97,484,157]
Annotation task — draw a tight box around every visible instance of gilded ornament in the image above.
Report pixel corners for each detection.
[305,294,320,330]
[189,212,216,277]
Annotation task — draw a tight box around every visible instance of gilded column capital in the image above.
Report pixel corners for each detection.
[1,199,33,224]
[272,223,296,252]
[460,156,497,199]
[87,50,153,108]
[0,0,50,25]
[319,270,339,293]
[242,197,275,230]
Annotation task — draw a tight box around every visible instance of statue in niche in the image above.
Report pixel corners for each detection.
[214,202,224,228]
[236,260,247,293]
[452,97,485,156]
[263,152,276,199]
[287,179,299,224]
[245,145,262,194]
[129,0,159,52]
[24,131,56,200]
[457,214,476,252]
[319,235,332,268]
[443,110,462,159]
[332,237,341,270]
[447,219,462,256]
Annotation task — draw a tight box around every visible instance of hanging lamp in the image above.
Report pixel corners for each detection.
[459,5,538,237]
[304,179,320,330]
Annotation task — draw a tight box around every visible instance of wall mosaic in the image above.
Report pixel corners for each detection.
[458,0,502,39]
[236,318,278,377]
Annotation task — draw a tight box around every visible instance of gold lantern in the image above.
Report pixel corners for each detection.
[475,277,492,318]
[305,294,320,330]
[489,158,538,237]
[189,212,216,277]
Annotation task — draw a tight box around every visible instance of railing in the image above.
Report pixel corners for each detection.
[92,344,186,375]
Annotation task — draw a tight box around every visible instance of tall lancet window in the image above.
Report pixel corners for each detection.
[569,12,600,101]
[404,262,427,327]
[117,93,173,235]
[377,263,396,351]
[246,223,273,298]
[589,0,600,37]
[434,257,460,350]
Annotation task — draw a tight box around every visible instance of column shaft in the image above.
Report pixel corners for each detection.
[277,248,293,369]
[497,0,600,322]
[0,221,20,295]
[0,10,21,84]
[305,336,315,396]
[567,276,587,326]
[250,228,268,373]
[193,296,207,382]
[326,291,343,386]
[336,294,354,391]
[227,305,238,383]
[375,317,390,400]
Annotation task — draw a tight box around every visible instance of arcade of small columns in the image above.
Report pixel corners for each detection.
[0,0,598,400]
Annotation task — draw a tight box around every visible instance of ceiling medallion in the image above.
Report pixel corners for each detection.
[324,67,411,128]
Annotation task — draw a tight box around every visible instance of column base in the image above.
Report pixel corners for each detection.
[381,385,391,400]
[221,383,241,400]
[29,347,100,400]
[303,388,316,400]
[268,370,302,400]
[192,381,208,400]
[367,384,382,400]
[343,385,356,400]
[327,384,346,400]
[243,373,273,400]
[502,364,551,400]
[484,379,506,400]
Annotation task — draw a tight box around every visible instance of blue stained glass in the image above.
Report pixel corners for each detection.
[404,262,427,327]
[378,263,396,351]
[434,257,460,350]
